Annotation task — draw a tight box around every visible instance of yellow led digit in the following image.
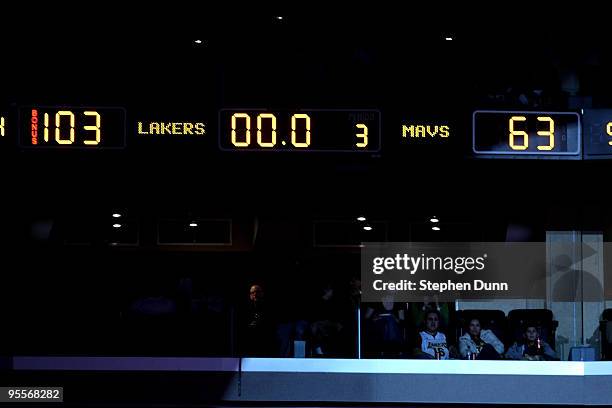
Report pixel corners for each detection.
[536,116,555,151]
[83,111,101,145]
[0,116,4,137]
[355,123,368,148]
[231,113,251,147]
[509,116,528,150]
[257,113,277,148]
[43,113,50,142]
[55,110,75,144]
[291,113,311,148]
[607,122,612,146]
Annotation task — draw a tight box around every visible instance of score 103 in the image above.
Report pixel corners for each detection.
[219,109,381,152]
[19,107,126,148]
[30,109,100,145]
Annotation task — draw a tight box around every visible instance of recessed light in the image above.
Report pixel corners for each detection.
[194,40,203,44]
[432,226,441,231]
[445,37,453,41]
[357,216,367,222]
[112,213,122,218]
[189,222,198,227]
[430,217,439,223]
[275,16,284,20]
[363,226,373,231]
[112,223,122,228]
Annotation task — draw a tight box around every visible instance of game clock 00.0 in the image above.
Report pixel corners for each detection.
[218,109,381,152]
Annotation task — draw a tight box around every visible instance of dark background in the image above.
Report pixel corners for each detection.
[2,3,612,356]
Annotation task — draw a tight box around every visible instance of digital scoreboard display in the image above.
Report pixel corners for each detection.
[218,109,381,152]
[472,111,581,157]
[9,105,612,161]
[18,107,126,149]
[582,109,612,159]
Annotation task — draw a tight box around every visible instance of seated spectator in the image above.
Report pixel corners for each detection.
[239,283,275,356]
[458,318,504,359]
[506,324,558,361]
[364,295,406,357]
[309,282,344,357]
[413,309,450,359]
[409,295,451,329]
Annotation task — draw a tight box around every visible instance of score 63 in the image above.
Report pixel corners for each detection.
[509,116,555,151]
[473,110,580,157]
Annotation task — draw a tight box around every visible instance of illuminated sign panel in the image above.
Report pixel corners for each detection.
[18,107,126,149]
[137,121,205,136]
[402,123,450,139]
[473,110,581,157]
[218,109,381,152]
[582,109,612,159]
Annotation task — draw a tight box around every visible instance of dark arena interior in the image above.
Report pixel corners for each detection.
[3,3,612,407]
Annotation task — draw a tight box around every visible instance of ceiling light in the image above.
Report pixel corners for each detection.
[112,223,122,228]
[357,216,366,222]
[363,226,373,231]
[432,226,441,231]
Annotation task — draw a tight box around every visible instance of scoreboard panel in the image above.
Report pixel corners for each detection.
[218,109,381,153]
[472,111,581,158]
[3,105,612,160]
[18,107,126,149]
[582,109,612,159]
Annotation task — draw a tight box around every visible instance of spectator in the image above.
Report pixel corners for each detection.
[365,295,406,357]
[413,309,450,359]
[458,318,504,359]
[240,283,275,356]
[310,282,344,357]
[409,295,451,329]
[506,324,557,361]
[337,276,362,358]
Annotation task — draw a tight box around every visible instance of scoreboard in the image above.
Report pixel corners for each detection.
[218,109,381,153]
[2,105,612,159]
[17,107,126,149]
[472,111,581,157]
[582,109,612,159]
